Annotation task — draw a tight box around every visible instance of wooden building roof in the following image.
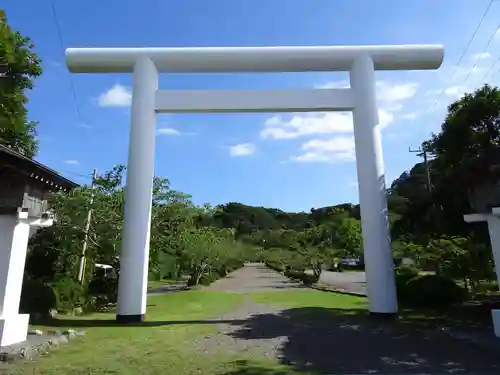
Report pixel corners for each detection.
[0,143,78,191]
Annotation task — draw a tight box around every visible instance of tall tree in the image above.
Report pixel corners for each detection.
[0,9,41,157]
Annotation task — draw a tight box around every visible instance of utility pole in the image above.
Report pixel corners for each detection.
[77,168,98,283]
[409,145,433,200]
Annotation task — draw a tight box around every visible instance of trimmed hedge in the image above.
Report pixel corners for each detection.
[284,270,318,285]
[399,274,466,308]
[265,262,318,285]
[200,272,220,285]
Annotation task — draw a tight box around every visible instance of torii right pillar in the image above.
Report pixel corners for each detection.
[464,207,500,337]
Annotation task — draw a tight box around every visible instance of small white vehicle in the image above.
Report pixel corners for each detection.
[94,263,117,278]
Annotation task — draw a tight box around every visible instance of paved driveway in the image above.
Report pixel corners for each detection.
[319,270,367,295]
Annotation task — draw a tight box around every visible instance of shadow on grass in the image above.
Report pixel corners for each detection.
[41,304,500,374]
[225,307,500,374]
[41,318,248,328]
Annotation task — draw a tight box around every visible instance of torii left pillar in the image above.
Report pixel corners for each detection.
[464,207,500,337]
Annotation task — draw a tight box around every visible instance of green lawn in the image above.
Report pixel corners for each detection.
[250,289,368,310]
[12,290,367,375]
[12,287,488,375]
[147,278,184,290]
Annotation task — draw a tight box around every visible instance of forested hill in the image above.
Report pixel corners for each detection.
[202,188,416,237]
[201,202,361,235]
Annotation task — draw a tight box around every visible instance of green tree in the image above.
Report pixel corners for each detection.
[0,10,42,157]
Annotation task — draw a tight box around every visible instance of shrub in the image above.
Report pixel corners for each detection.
[20,278,58,316]
[395,265,420,299]
[199,271,220,285]
[284,270,318,285]
[52,278,86,313]
[300,273,319,285]
[88,276,118,303]
[402,274,466,308]
[218,260,244,277]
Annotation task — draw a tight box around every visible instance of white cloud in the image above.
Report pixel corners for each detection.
[98,84,132,107]
[444,85,467,98]
[315,80,419,102]
[261,112,353,139]
[157,127,181,136]
[261,108,394,140]
[291,136,355,163]
[64,159,79,165]
[229,143,256,157]
[471,52,491,60]
[263,80,417,140]
[401,112,419,120]
[376,81,419,102]
[78,123,91,129]
[262,79,420,163]
[314,80,349,89]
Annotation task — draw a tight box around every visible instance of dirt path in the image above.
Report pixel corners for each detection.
[200,263,500,374]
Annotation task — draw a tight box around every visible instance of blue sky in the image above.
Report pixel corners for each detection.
[5,0,500,212]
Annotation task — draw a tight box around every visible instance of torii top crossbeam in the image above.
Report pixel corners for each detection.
[66,45,444,73]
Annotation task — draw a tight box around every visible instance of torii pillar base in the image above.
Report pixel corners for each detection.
[464,207,500,338]
[0,209,54,347]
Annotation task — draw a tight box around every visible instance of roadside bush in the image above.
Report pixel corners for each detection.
[401,274,466,308]
[199,271,220,285]
[395,265,420,299]
[52,278,86,313]
[218,260,244,276]
[20,278,58,316]
[284,270,318,285]
[88,276,118,304]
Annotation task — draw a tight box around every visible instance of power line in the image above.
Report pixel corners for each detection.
[50,1,97,185]
[482,50,500,83]
[59,169,94,180]
[50,0,83,123]
[462,19,500,86]
[430,0,494,112]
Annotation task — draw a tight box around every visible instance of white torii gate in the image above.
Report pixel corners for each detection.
[66,45,444,322]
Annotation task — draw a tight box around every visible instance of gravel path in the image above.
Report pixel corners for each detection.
[203,263,305,293]
[198,263,500,374]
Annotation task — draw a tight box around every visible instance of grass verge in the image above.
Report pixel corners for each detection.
[147,278,184,290]
[13,291,244,375]
[250,289,368,310]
